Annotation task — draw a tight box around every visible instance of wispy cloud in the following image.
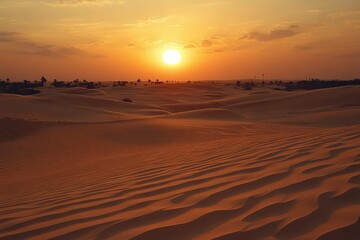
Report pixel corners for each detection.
[337,52,360,58]
[46,0,125,7]
[18,46,89,57]
[183,38,215,49]
[6,0,125,7]
[0,31,19,42]
[196,1,230,7]
[183,36,247,54]
[201,39,213,47]
[0,31,98,57]
[184,44,196,49]
[294,41,327,51]
[241,26,299,41]
[123,16,170,28]
[329,9,360,18]
[308,9,321,14]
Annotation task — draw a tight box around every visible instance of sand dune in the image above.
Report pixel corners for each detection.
[0,84,359,239]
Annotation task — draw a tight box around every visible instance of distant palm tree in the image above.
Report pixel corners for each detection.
[40,76,47,87]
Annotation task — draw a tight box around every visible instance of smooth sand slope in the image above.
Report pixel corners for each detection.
[0,83,359,240]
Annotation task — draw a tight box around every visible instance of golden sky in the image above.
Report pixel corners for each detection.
[0,0,359,81]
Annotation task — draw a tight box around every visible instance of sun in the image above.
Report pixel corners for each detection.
[163,49,181,65]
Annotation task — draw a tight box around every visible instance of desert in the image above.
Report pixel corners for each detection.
[1,82,359,239]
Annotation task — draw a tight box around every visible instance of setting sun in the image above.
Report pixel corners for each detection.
[163,50,181,65]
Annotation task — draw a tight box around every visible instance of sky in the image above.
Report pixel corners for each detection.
[0,0,359,81]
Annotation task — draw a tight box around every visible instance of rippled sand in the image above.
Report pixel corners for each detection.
[1,83,359,239]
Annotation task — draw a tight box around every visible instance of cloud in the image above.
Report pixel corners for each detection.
[8,0,125,7]
[183,36,247,54]
[201,39,212,47]
[308,9,321,14]
[0,31,94,57]
[338,52,360,58]
[242,27,298,41]
[330,9,360,18]
[19,46,89,57]
[0,31,39,48]
[0,31,19,42]
[123,16,169,28]
[196,1,229,7]
[48,0,112,7]
[183,39,214,49]
[289,24,299,29]
[184,44,196,49]
[294,41,326,51]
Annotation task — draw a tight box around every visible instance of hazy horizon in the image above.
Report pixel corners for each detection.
[2,77,360,83]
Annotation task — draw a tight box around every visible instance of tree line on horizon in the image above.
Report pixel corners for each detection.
[113,79,166,87]
[278,79,360,91]
[0,77,170,95]
[1,77,359,95]
[0,77,107,95]
[0,77,47,95]
[235,78,360,91]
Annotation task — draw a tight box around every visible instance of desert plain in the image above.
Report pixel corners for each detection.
[0,83,359,240]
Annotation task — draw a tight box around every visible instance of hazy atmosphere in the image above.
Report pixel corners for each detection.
[1,0,359,81]
[1,1,359,240]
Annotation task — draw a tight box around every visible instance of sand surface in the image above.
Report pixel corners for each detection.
[0,83,359,239]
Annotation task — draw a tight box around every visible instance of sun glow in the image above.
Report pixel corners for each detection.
[163,50,181,65]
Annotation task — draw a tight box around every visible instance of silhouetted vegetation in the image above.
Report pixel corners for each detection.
[0,77,109,95]
[51,79,105,89]
[112,79,165,87]
[243,82,254,90]
[144,79,164,85]
[0,77,46,95]
[235,81,255,90]
[113,81,129,87]
[234,79,360,91]
[280,79,360,91]
[2,77,359,96]
[40,76,48,87]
